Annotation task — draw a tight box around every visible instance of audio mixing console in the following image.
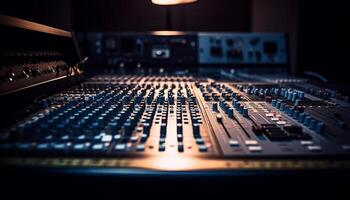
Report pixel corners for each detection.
[1,74,350,171]
[1,16,350,173]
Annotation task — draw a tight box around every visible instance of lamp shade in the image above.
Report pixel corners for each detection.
[151,0,197,6]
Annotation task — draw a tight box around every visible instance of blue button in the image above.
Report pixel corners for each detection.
[276,101,281,109]
[293,111,300,119]
[242,108,248,117]
[16,143,32,150]
[195,138,204,144]
[288,108,295,116]
[315,122,325,134]
[159,144,166,152]
[298,113,306,123]
[136,144,145,152]
[227,108,234,118]
[92,143,104,151]
[73,143,86,150]
[115,144,126,151]
[304,116,312,126]
[271,99,277,107]
[309,119,317,130]
[37,143,49,150]
[53,143,67,150]
[280,103,285,111]
[199,145,208,152]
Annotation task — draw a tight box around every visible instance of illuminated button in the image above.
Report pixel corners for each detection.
[248,146,262,152]
[266,113,274,117]
[130,135,139,143]
[136,144,145,152]
[177,124,183,134]
[53,143,66,150]
[114,134,121,140]
[77,135,86,141]
[115,144,126,151]
[37,143,49,150]
[160,123,167,137]
[229,139,240,147]
[141,133,148,142]
[177,134,183,141]
[198,145,208,152]
[45,135,53,141]
[92,143,104,151]
[178,143,184,152]
[61,135,69,140]
[300,140,313,146]
[101,135,112,142]
[195,138,204,144]
[307,145,322,152]
[159,144,166,152]
[276,121,286,125]
[245,140,258,146]
[192,123,200,137]
[93,135,102,141]
[159,138,165,144]
[73,143,86,150]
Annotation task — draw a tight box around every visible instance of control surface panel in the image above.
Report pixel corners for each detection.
[1,75,349,171]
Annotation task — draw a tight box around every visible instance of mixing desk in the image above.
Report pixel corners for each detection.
[1,74,350,171]
[1,16,350,173]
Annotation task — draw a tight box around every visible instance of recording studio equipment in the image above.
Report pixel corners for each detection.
[1,16,350,173]
[0,15,83,129]
[76,31,198,67]
[76,31,287,67]
[198,32,288,65]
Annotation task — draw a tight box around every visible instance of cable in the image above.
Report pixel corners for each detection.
[303,71,328,83]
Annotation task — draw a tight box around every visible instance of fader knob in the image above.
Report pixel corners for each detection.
[212,103,218,112]
[160,123,167,138]
[216,114,223,123]
[242,108,248,117]
[315,122,325,134]
[227,108,234,118]
[192,123,200,137]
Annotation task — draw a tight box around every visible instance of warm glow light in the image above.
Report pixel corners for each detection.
[151,0,197,6]
[152,156,196,170]
[151,31,186,36]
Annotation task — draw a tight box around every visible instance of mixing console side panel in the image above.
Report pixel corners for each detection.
[195,81,350,156]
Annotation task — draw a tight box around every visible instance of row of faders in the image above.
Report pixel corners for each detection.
[195,81,350,157]
[0,76,217,156]
[1,75,350,159]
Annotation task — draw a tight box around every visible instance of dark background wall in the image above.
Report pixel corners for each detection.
[252,0,298,74]
[1,0,349,84]
[0,0,72,30]
[72,0,252,31]
[297,1,350,84]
